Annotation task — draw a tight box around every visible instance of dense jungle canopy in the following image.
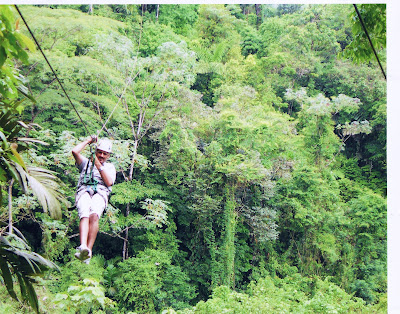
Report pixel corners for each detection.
[0,4,387,313]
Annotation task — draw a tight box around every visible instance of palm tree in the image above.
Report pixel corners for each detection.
[1,5,66,312]
[0,5,65,219]
[0,102,64,312]
[0,103,65,219]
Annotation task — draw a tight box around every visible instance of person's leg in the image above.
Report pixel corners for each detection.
[79,217,90,248]
[87,213,99,251]
[75,192,92,260]
[86,194,106,251]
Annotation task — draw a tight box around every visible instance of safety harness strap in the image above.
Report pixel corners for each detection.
[82,145,98,192]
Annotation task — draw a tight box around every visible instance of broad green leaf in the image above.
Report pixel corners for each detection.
[0,5,14,30]
[0,130,8,143]
[0,46,7,67]
[0,110,13,128]
[1,156,20,182]
[0,255,18,300]
[14,32,35,52]
[17,83,36,103]
[10,143,27,170]
[25,279,39,313]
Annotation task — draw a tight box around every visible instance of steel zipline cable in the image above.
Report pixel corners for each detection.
[15,5,145,139]
[14,4,91,134]
[353,4,386,81]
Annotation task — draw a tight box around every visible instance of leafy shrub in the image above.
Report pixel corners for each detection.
[176,274,375,313]
[54,278,115,313]
[47,255,106,294]
[114,248,196,313]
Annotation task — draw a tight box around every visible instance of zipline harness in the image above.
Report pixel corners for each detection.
[82,145,99,193]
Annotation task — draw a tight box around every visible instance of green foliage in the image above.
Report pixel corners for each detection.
[0,4,386,311]
[0,6,35,99]
[346,190,386,303]
[112,180,167,205]
[0,231,57,313]
[17,5,134,137]
[141,198,171,227]
[178,274,372,313]
[156,40,197,87]
[238,25,261,57]
[225,4,244,20]
[196,5,236,46]
[190,72,222,107]
[93,4,142,24]
[261,4,277,18]
[48,255,106,294]
[220,188,237,288]
[139,22,184,57]
[0,8,68,312]
[277,4,303,16]
[340,4,386,64]
[259,16,286,54]
[54,278,115,313]
[35,212,69,261]
[114,248,196,313]
[158,5,199,36]
[0,282,35,313]
[0,6,34,197]
[285,88,371,166]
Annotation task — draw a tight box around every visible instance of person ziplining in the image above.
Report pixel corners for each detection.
[15,4,143,264]
[72,136,116,264]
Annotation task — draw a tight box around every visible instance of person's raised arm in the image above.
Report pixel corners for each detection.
[94,156,114,187]
[72,136,96,166]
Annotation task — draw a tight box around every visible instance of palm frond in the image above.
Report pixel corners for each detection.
[0,233,58,313]
[8,226,29,244]
[213,42,227,62]
[4,230,30,250]
[1,156,26,191]
[0,254,18,300]
[13,164,66,219]
[16,137,49,146]
[26,166,66,219]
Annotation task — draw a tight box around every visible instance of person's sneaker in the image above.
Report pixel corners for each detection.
[74,245,91,261]
[74,246,83,260]
[83,257,91,265]
[80,246,91,260]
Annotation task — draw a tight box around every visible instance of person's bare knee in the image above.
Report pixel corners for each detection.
[89,213,99,224]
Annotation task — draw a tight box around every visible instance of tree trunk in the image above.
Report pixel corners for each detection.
[156,4,160,22]
[88,4,93,14]
[255,4,262,26]
[205,226,221,288]
[129,140,138,181]
[122,203,130,260]
[240,4,249,15]
[222,186,237,288]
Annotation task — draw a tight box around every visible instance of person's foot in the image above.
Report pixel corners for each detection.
[74,250,81,260]
[80,245,91,260]
[74,245,91,261]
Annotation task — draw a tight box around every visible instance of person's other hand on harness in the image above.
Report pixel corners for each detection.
[72,135,116,264]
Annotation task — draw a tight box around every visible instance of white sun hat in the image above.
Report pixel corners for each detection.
[96,138,112,153]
